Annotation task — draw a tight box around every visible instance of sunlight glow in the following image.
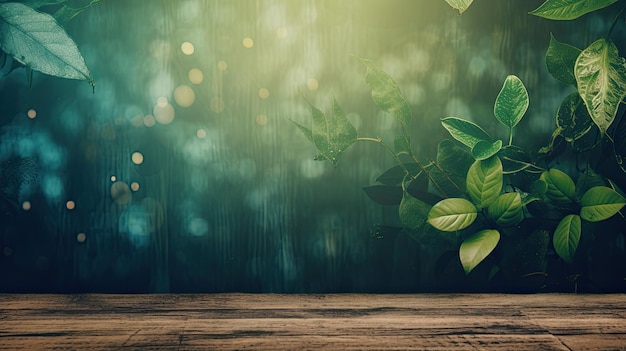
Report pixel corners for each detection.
[307,78,319,91]
[154,99,175,124]
[131,151,144,165]
[131,182,140,191]
[66,200,75,210]
[76,233,86,243]
[27,109,37,119]
[181,41,195,55]
[22,201,31,211]
[259,88,270,99]
[243,37,254,48]
[174,85,195,107]
[188,68,204,84]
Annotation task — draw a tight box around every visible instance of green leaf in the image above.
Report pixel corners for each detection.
[529,0,618,20]
[444,0,474,14]
[376,163,422,185]
[427,198,477,232]
[486,192,524,227]
[399,191,432,232]
[0,2,93,85]
[359,58,412,134]
[546,33,581,85]
[460,229,500,274]
[556,92,593,142]
[429,139,473,197]
[53,0,102,25]
[441,117,493,149]
[393,135,413,156]
[362,185,403,206]
[553,214,581,264]
[494,75,529,129]
[575,38,626,136]
[580,186,626,222]
[466,156,503,208]
[311,98,357,165]
[498,145,531,174]
[291,119,326,162]
[540,168,576,203]
[471,140,502,160]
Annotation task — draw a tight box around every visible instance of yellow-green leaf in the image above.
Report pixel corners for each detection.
[553,214,581,263]
[427,198,477,232]
[460,229,500,274]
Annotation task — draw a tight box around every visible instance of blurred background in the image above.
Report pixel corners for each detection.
[1,0,623,292]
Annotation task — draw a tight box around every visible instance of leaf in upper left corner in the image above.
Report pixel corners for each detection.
[0,2,93,85]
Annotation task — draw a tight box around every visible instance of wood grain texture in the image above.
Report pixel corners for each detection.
[0,294,624,350]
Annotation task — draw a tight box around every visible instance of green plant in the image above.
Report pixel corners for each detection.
[0,0,99,90]
[295,0,626,291]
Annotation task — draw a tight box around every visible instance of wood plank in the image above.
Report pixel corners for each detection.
[0,294,624,350]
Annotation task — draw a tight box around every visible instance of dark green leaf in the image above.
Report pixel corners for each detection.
[471,139,502,160]
[399,191,432,232]
[362,185,403,206]
[441,117,493,149]
[498,145,531,174]
[529,0,618,20]
[556,92,593,142]
[430,139,473,197]
[546,33,581,85]
[360,58,412,134]
[376,163,421,185]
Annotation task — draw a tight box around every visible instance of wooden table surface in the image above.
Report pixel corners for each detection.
[0,293,624,350]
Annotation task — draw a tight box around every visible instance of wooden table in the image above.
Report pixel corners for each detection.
[0,294,624,350]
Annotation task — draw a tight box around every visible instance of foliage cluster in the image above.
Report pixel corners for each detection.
[296,0,626,291]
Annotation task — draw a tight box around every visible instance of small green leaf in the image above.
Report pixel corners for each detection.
[53,0,103,25]
[460,229,500,274]
[575,38,626,136]
[0,2,93,84]
[498,145,531,174]
[311,98,357,165]
[427,198,477,232]
[546,34,581,85]
[540,169,576,203]
[466,156,503,208]
[441,117,493,149]
[360,58,412,134]
[471,140,502,160]
[494,75,529,129]
[362,185,403,206]
[580,186,626,222]
[444,0,474,14]
[556,93,593,142]
[486,192,524,227]
[529,0,618,20]
[399,191,432,232]
[429,139,473,197]
[553,214,581,264]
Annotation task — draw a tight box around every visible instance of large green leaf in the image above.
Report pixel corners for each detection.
[553,214,581,264]
[556,92,593,142]
[311,98,357,165]
[580,186,626,222]
[546,34,581,85]
[575,38,626,136]
[362,185,403,206]
[494,75,529,130]
[399,191,432,232]
[466,156,503,208]
[459,229,500,274]
[540,168,576,203]
[376,163,422,185]
[441,117,493,149]
[0,2,93,85]
[529,0,618,20]
[444,0,474,14]
[360,58,412,134]
[486,192,523,227]
[427,198,477,232]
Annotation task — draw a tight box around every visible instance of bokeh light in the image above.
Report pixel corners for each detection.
[110,181,132,205]
[256,114,268,126]
[110,175,117,182]
[242,37,254,48]
[76,233,86,243]
[211,97,225,113]
[143,114,156,127]
[66,200,76,210]
[188,68,204,84]
[217,60,228,71]
[307,78,319,91]
[174,85,195,107]
[153,98,175,124]
[196,129,207,138]
[181,41,194,55]
[258,88,270,99]
[22,201,31,211]
[131,182,140,191]
[131,151,144,165]
[27,109,37,119]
